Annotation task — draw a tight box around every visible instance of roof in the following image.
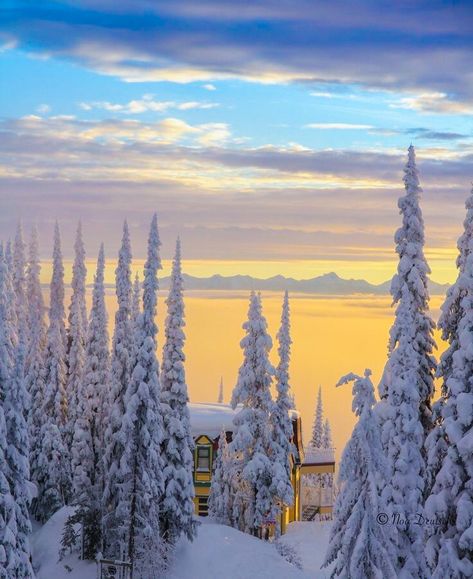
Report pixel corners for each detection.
[188,403,239,438]
[188,402,301,439]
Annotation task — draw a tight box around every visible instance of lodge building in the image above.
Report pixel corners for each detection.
[188,403,336,534]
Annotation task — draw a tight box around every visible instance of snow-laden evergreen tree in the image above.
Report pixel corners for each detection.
[32,224,70,522]
[102,221,133,554]
[50,222,67,348]
[230,291,275,536]
[218,377,224,404]
[269,291,294,530]
[13,222,28,344]
[115,214,165,576]
[323,370,397,579]
[311,386,324,448]
[208,427,231,525]
[0,250,35,577]
[376,145,436,577]
[70,244,109,559]
[25,227,47,509]
[65,222,87,454]
[424,221,473,578]
[160,238,196,545]
[5,331,35,577]
[426,187,473,500]
[132,272,141,327]
[322,418,332,449]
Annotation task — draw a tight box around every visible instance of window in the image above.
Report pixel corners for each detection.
[198,496,209,516]
[197,446,211,472]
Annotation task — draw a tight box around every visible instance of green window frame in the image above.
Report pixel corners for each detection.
[196,445,211,472]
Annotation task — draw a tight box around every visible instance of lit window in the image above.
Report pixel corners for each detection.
[197,446,211,472]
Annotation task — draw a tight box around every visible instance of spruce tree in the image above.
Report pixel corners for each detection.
[65,222,87,454]
[13,222,28,344]
[0,250,35,577]
[160,238,196,545]
[323,370,397,579]
[269,291,294,530]
[377,145,436,577]
[311,386,324,448]
[33,224,69,522]
[102,221,133,555]
[230,291,275,536]
[424,194,473,578]
[208,427,231,525]
[115,214,164,576]
[218,377,224,404]
[25,227,47,510]
[71,244,110,559]
[132,272,141,327]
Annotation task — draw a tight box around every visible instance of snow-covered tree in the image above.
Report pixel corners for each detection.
[160,238,196,545]
[25,228,47,504]
[32,224,69,522]
[13,222,28,343]
[0,249,35,577]
[424,208,473,578]
[115,214,165,575]
[426,187,473,499]
[230,291,275,536]
[102,221,133,554]
[50,221,67,348]
[65,222,87,454]
[322,418,332,449]
[218,377,224,404]
[377,145,436,577]
[269,291,294,530]
[323,370,397,579]
[311,386,324,448]
[70,244,109,559]
[208,427,231,525]
[132,272,141,327]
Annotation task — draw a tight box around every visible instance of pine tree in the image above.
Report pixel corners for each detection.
[311,386,324,448]
[0,250,35,577]
[160,239,196,545]
[323,370,397,579]
[33,224,69,522]
[230,291,275,536]
[132,272,141,327]
[65,222,87,454]
[269,291,294,530]
[102,221,133,555]
[115,214,164,576]
[71,244,110,559]
[218,377,224,404]
[377,145,436,577]
[208,427,231,525]
[322,418,332,449]
[25,227,47,510]
[424,198,473,577]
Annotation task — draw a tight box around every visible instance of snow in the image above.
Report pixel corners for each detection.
[278,521,333,578]
[31,507,95,579]
[189,402,239,438]
[32,508,331,579]
[188,403,299,439]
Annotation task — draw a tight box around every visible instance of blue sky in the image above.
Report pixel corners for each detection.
[1,1,473,281]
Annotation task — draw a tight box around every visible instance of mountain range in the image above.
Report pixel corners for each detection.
[156,272,450,295]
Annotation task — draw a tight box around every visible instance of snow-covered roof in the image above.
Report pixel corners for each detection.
[188,402,301,439]
[188,403,239,438]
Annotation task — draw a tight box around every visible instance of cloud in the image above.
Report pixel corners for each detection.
[3,1,473,111]
[305,123,374,130]
[79,95,219,114]
[390,92,473,115]
[202,84,216,91]
[36,104,51,114]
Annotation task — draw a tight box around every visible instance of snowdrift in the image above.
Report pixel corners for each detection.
[31,509,318,578]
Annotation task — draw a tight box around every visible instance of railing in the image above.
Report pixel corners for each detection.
[302,447,335,464]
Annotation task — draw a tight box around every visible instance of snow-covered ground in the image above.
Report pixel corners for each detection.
[31,508,331,578]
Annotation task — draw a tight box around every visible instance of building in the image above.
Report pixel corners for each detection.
[188,402,335,533]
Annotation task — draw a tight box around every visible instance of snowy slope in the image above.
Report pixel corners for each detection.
[31,509,321,579]
[278,521,333,578]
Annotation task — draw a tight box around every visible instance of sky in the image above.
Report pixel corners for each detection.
[1,1,473,282]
